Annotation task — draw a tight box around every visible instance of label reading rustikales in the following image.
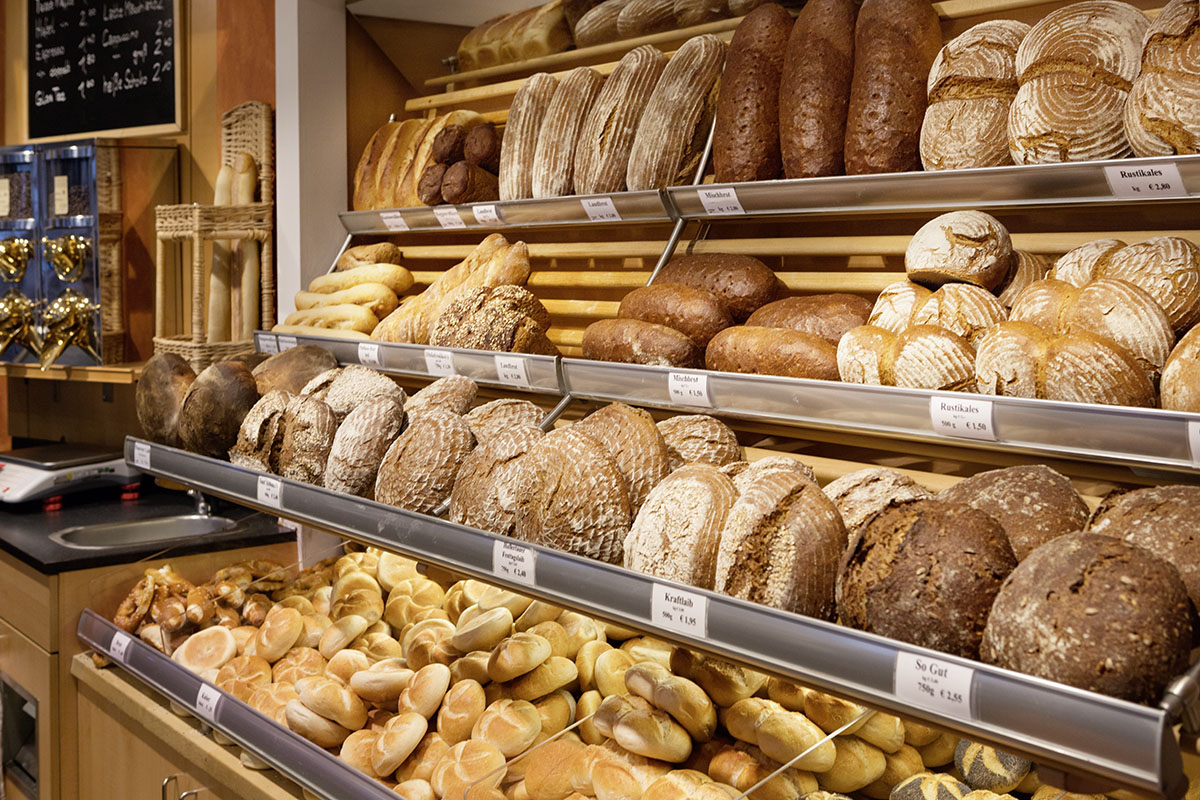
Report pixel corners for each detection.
[894,651,974,719]
[929,396,996,441]
[651,584,708,638]
[493,541,536,587]
[1104,162,1187,199]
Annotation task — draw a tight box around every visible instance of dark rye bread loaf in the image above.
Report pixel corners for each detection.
[178,361,261,460]
[821,467,932,537]
[229,390,292,472]
[706,326,839,380]
[136,352,196,447]
[656,254,782,321]
[838,499,1017,659]
[618,283,733,346]
[251,345,339,396]
[981,532,1192,703]
[582,318,703,368]
[779,0,857,177]
[843,0,942,175]
[713,3,793,183]
[277,394,338,485]
[746,294,872,345]
[937,465,1089,561]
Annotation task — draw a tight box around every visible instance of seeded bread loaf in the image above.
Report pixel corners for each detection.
[428,284,557,356]
[532,67,606,198]
[822,468,932,537]
[618,283,733,346]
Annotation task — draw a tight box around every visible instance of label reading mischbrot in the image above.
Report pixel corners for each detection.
[697,186,745,216]
[651,584,708,638]
[668,372,712,407]
[894,651,974,719]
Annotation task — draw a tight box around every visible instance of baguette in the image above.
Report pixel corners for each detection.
[232,154,261,340]
[283,304,379,334]
[441,161,500,205]
[373,118,434,210]
[207,163,234,342]
[532,67,607,198]
[294,283,399,319]
[308,264,414,296]
[353,121,400,211]
[501,74,560,201]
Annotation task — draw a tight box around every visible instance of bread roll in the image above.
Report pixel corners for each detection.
[656,254,781,321]
[296,674,368,730]
[910,284,1008,346]
[450,425,545,536]
[891,772,971,800]
[802,691,904,752]
[1162,326,1200,411]
[172,626,237,673]
[136,353,196,447]
[178,361,261,460]
[594,693,693,762]
[532,67,607,198]
[861,744,925,799]
[706,326,839,380]
[624,661,718,742]
[397,732,451,784]
[431,739,507,799]
[336,243,404,272]
[582,318,703,367]
[473,697,542,756]
[709,743,819,800]
[670,649,766,708]
[890,325,976,391]
[822,467,932,537]
[509,656,579,701]
[374,409,475,514]
[816,736,887,793]
[713,3,792,182]
[746,294,871,346]
[573,402,670,512]
[620,283,733,347]
[725,698,835,771]
[954,742,1031,794]
[843,0,941,174]
[489,632,553,683]
[286,698,352,748]
[502,74,559,202]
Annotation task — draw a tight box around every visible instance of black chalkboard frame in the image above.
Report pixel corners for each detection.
[25,0,185,143]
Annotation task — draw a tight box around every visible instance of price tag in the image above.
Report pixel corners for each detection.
[195,684,222,722]
[473,204,502,225]
[1104,162,1187,199]
[433,206,467,229]
[894,651,974,719]
[380,211,410,232]
[929,396,996,441]
[668,372,712,407]
[0,178,10,217]
[132,442,151,471]
[358,341,382,366]
[256,333,279,355]
[109,631,133,663]
[493,540,536,587]
[582,196,621,223]
[1188,421,1200,466]
[276,335,298,352]
[651,584,708,638]
[257,475,282,510]
[697,186,746,216]
[53,175,69,216]
[425,349,456,377]
[495,355,531,388]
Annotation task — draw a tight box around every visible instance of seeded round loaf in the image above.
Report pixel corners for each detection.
[905,211,1013,291]
[891,772,971,800]
[822,468,932,538]
[136,353,197,447]
[178,361,261,460]
[656,415,741,471]
[954,742,1030,793]
[838,499,1017,659]
[981,532,1192,702]
[746,294,873,346]
[1162,326,1200,412]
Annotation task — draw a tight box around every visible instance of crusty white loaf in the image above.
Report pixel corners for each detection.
[501,74,559,201]
[909,284,1008,346]
[449,425,545,536]
[1124,0,1200,157]
[867,282,932,334]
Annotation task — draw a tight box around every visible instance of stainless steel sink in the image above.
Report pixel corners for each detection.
[49,515,238,550]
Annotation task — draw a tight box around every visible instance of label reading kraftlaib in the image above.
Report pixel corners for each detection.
[257,475,282,510]
[582,196,621,223]
[894,651,975,719]
[929,396,996,441]
[256,333,279,355]
[0,178,9,217]
[425,349,456,377]
[380,211,410,232]
[493,540,536,587]
[1189,421,1200,466]
[109,631,133,663]
[132,441,151,471]
[1104,162,1187,199]
[698,187,746,216]
[277,335,298,352]
[358,341,382,366]
[195,684,222,722]
[433,205,467,229]
[473,204,502,225]
[668,372,712,407]
[54,175,69,216]
[495,355,531,388]
[651,584,708,638]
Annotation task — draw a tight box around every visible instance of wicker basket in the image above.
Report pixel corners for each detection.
[153,101,275,372]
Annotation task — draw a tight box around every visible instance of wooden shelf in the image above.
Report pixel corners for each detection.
[0,362,144,384]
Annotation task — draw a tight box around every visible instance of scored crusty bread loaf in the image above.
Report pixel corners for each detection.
[582,318,703,368]
[867,281,932,334]
[374,409,475,514]
[532,67,607,198]
[996,250,1050,309]
[252,346,338,397]
[618,283,733,346]
[1125,0,1200,157]
[656,414,741,470]
[837,325,898,386]
[406,375,478,419]
[713,3,792,183]
[136,352,196,447]
[575,45,669,194]
[512,1,573,63]
[302,364,406,424]
[779,0,858,178]
[575,0,634,47]
[372,118,434,210]
[352,120,400,211]
[746,294,872,345]
[229,389,291,472]
[324,396,405,499]
[905,211,1014,291]
[618,0,677,38]
[822,467,932,537]
[1162,325,1200,411]
[501,74,559,202]
[573,402,671,512]
[843,0,941,174]
[909,284,1008,346]
[464,399,545,443]
[706,326,840,380]
[1050,238,1126,286]
[276,394,337,485]
[1106,236,1200,333]
[627,34,726,190]
[890,325,976,391]
[449,425,545,535]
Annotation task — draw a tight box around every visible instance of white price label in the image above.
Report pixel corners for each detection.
[257,333,279,355]
[493,540,536,587]
[929,396,996,441]
[433,206,467,229]
[582,196,621,222]
[1104,162,1187,199]
[1189,421,1200,466]
[495,355,531,388]
[257,475,282,509]
[276,335,298,352]
[358,341,382,366]
[425,349,456,377]
[473,204,501,225]
[53,175,69,216]
[132,442,151,470]
[0,178,10,217]
[668,372,712,407]
[697,187,746,216]
[651,584,708,638]
[195,684,222,722]
[894,651,975,719]
[380,211,410,232]
[109,631,133,663]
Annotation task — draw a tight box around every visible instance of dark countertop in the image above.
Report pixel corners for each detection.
[0,478,294,574]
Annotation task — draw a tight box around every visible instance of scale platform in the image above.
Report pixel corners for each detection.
[0,443,141,503]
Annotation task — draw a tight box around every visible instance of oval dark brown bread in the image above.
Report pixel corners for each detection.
[981,532,1192,703]
[618,283,733,346]
[706,326,839,380]
[136,352,196,447]
[843,0,942,175]
[655,253,782,321]
[582,318,703,368]
[178,361,261,460]
[713,3,793,183]
[837,499,1017,659]
[745,294,871,345]
[779,0,857,178]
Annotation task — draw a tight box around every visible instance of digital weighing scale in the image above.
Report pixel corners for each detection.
[0,444,141,503]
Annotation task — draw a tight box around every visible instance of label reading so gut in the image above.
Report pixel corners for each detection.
[894,651,974,720]
[651,584,708,638]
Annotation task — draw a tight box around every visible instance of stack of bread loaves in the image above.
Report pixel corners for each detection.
[417,122,503,206]
[282,244,414,339]
[573,0,767,49]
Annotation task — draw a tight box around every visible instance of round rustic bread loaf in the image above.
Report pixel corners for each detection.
[706,326,840,381]
[375,409,475,514]
[891,325,976,391]
[252,345,339,396]
[838,499,1017,658]
[428,285,557,355]
[136,353,197,447]
[905,211,1013,290]
[618,283,733,347]
[746,294,872,345]
[449,425,545,536]
[324,395,405,499]
[1124,0,1200,157]
[1049,239,1125,287]
[582,318,703,368]
[1162,326,1200,411]
[981,532,1192,702]
[277,395,338,485]
[822,468,932,538]
[837,325,897,386]
[406,375,478,419]
[1106,236,1200,333]
[573,402,670,512]
[229,390,292,472]
[909,284,1008,346]
[1088,485,1200,608]
[656,414,741,470]
[178,361,261,460]
[995,251,1050,309]
[724,455,817,492]
[937,465,1089,561]
[656,254,783,321]
[868,282,933,334]
[463,398,544,443]
[303,364,407,424]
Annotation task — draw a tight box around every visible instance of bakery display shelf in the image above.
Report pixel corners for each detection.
[254,330,561,394]
[666,154,1200,220]
[76,609,397,800]
[559,358,1200,478]
[339,190,670,235]
[0,360,144,383]
[122,435,1193,798]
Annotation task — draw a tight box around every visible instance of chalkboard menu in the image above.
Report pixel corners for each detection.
[28,0,181,140]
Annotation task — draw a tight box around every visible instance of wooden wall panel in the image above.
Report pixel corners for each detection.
[217,0,275,111]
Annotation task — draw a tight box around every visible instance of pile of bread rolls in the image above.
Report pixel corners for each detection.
[281,244,414,340]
